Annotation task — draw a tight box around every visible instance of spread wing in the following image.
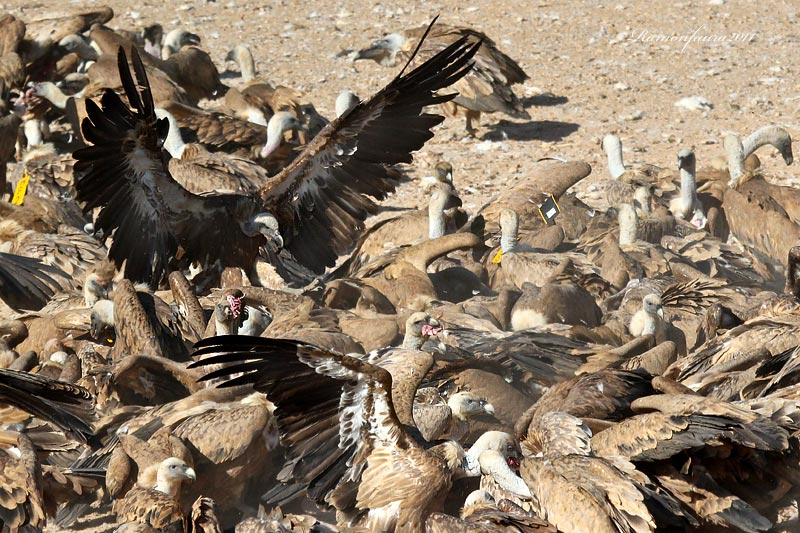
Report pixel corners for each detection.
[190,336,416,507]
[72,47,261,287]
[259,35,481,272]
[0,369,96,445]
[0,252,71,311]
[400,24,528,116]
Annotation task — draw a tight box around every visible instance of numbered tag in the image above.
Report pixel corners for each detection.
[538,195,561,225]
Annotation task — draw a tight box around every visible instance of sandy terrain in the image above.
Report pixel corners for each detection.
[2,0,798,530]
[4,0,799,213]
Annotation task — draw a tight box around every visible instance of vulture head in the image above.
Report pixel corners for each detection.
[403,312,443,350]
[83,272,112,307]
[352,33,406,66]
[468,431,521,471]
[155,457,196,497]
[90,299,114,340]
[259,111,301,159]
[642,294,665,319]
[448,391,495,421]
[435,161,454,185]
[241,212,284,250]
[214,289,246,335]
[162,28,201,59]
[335,89,360,118]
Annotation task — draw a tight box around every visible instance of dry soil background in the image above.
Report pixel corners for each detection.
[3,0,800,214]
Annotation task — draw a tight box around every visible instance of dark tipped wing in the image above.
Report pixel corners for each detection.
[259,36,480,272]
[0,369,96,445]
[72,47,261,287]
[190,336,415,506]
[0,252,71,311]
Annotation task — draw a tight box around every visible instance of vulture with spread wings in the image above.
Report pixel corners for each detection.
[73,26,480,287]
[191,336,477,532]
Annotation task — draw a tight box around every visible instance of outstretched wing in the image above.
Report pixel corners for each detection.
[260,34,481,272]
[0,369,97,446]
[72,48,260,287]
[190,336,415,506]
[0,252,71,311]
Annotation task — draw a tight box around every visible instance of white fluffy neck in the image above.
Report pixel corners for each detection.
[36,83,69,109]
[236,46,256,82]
[155,109,186,158]
[742,125,792,163]
[724,133,745,186]
[603,134,626,179]
[401,329,424,350]
[618,204,638,246]
[154,476,179,497]
[481,452,531,498]
[500,215,519,254]
[260,112,293,158]
[678,157,699,219]
[428,192,447,239]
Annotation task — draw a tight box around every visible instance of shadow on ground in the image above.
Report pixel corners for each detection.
[482,120,580,142]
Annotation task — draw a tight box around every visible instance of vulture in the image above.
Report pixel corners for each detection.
[72,28,481,287]
[191,336,480,533]
[351,22,529,136]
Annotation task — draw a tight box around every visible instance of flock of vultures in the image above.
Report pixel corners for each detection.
[1,5,800,533]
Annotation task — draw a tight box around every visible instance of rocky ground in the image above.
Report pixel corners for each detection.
[5,0,799,214]
[3,0,798,530]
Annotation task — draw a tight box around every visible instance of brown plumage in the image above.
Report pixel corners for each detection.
[108,279,190,362]
[0,431,45,532]
[113,457,196,533]
[158,100,267,156]
[191,336,473,533]
[0,14,26,57]
[171,394,278,526]
[519,413,658,533]
[74,34,479,287]
[353,23,528,135]
[0,219,105,279]
[25,7,113,44]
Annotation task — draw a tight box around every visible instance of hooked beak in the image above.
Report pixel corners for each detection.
[482,401,495,416]
[457,453,481,479]
[183,466,196,482]
[656,306,665,319]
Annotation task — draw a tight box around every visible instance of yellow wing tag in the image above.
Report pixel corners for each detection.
[492,249,503,264]
[11,171,30,206]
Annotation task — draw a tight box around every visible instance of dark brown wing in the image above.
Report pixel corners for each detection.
[259,35,480,272]
[190,336,416,507]
[403,24,528,116]
[0,252,71,311]
[73,47,262,286]
[0,369,96,445]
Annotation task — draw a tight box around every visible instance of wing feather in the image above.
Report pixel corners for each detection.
[190,336,414,506]
[260,36,481,271]
[73,48,261,286]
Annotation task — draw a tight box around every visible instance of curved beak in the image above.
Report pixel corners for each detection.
[656,305,665,319]
[482,401,495,416]
[183,466,196,481]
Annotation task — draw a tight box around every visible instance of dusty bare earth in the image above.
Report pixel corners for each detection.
[2,0,798,530]
[4,0,800,212]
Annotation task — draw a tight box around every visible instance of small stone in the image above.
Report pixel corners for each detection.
[674,96,713,111]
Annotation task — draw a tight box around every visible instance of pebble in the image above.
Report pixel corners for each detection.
[674,96,714,111]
